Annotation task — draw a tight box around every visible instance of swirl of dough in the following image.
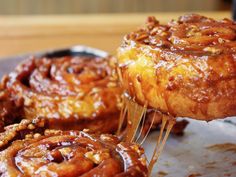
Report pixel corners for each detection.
[0,119,148,177]
[3,55,122,132]
[118,14,236,120]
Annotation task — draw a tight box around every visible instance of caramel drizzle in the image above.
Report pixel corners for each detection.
[117,65,175,174]
[148,115,175,174]
[125,97,147,142]
[139,111,155,145]
[117,95,175,173]
[116,97,127,135]
[116,67,126,136]
[135,109,148,143]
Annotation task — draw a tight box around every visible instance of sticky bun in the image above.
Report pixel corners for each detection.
[2,55,122,133]
[0,119,148,177]
[117,14,236,120]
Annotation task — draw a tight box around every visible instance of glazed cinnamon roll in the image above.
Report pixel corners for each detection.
[117,14,236,120]
[3,55,122,133]
[0,119,148,177]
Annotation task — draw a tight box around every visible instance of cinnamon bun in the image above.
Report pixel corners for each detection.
[0,119,148,177]
[3,55,122,133]
[117,14,236,120]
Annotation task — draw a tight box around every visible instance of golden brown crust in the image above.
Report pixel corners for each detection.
[0,118,46,150]
[0,119,148,177]
[118,14,236,120]
[3,56,122,133]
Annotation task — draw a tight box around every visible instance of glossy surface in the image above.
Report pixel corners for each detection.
[2,55,122,132]
[118,14,236,120]
[0,119,148,177]
[0,89,22,130]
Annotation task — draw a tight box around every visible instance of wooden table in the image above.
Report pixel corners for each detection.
[0,11,231,58]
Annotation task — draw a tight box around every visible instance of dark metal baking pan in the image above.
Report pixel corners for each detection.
[0,45,108,78]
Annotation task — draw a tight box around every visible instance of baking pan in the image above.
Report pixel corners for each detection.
[0,45,108,77]
[0,45,235,177]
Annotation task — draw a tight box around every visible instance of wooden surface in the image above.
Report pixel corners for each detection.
[0,12,231,58]
[0,0,226,14]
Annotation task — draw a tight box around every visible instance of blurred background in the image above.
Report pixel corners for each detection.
[0,0,232,15]
[0,0,234,58]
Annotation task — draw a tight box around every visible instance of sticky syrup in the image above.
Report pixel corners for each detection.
[117,65,175,175]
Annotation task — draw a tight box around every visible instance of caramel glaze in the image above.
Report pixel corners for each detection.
[2,56,122,133]
[0,119,148,177]
[0,86,23,131]
[143,111,189,136]
[117,14,236,120]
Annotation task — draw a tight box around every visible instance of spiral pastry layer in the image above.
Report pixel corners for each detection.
[0,119,148,177]
[3,55,122,132]
[118,14,236,120]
